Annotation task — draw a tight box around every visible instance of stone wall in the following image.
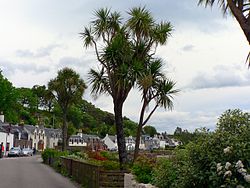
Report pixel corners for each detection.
[124,173,156,188]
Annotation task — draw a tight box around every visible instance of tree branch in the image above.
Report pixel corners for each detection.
[142,103,159,126]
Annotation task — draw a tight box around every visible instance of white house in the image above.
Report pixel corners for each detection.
[24,125,47,151]
[45,128,62,149]
[102,134,118,151]
[68,135,87,147]
[125,136,135,151]
[0,124,14,156]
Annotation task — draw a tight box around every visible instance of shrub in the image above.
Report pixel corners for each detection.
[100,151,118,161]
[169,109,250,187]
[41,149,69,164]
[152,158,178,188]
[132,155,156,184]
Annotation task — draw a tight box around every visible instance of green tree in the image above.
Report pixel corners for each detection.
[143,125,157,137]
[198,0,250,63]
[81,7,173,168]
[48,67,86,151]
[0,71,18,122]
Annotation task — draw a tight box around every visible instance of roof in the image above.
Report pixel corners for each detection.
[44,128,61,137]
[23,125,37,133]
[108,135,117,142]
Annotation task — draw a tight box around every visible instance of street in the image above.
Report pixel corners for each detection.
[0,155,78,188]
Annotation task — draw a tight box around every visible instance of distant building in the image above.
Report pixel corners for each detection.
[0,122,14,156]
[102,134,117,151]
[69,133,105,151]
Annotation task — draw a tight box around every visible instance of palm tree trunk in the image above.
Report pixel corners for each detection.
[62,112,68,151]
[114,100,127,169]
[134,123,143,161]
[134,100,147,162]
[227,0,250,45]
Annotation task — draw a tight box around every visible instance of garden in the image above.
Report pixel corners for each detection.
[42,109,250,188]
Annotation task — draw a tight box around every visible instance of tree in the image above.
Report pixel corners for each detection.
[143,125,157,137]
[134,59,179,160]
[198,0,250,63]
[217,108,250,133]
[0,70,18,122]
[81,7,173,168]
[48,68,86,151]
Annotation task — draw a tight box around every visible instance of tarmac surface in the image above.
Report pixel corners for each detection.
[0,155,78,188]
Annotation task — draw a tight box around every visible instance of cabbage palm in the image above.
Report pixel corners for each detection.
[134,59,179,161]
[81,7,172,168]
[48,68,86,151]
[198,0,250,63]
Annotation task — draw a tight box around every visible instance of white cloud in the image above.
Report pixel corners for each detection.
[0,0,250,133]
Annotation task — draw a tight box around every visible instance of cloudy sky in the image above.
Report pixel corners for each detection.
[0,0,249,133]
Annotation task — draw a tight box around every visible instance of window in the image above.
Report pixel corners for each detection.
[42,134,44,140]
[39,133,40,140]
[34,132,36,139]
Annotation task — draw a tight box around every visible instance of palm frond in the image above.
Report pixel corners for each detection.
[80,27,94,48]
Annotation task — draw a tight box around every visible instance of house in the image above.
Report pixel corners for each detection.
[125,136,135,151]
[0,122,14,156]
[102,134,137,151]
[68,135,87,147]
[69,133,105,151]
[1,123,32,149]
[102,134,118,151]
[24,125,47,151]
[44,128,62,149]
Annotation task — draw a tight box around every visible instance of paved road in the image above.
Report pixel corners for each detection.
[0,155,78,188]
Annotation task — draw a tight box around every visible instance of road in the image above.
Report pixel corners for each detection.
[0,155,78,188]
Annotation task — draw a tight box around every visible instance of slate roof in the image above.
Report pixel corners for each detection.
[44,128,61,138]
[107,135,117,142]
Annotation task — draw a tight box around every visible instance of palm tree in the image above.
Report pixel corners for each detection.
[48,68,86,151]
[198,0,250,62]
[81,7,172,168]
[133,59,179,161]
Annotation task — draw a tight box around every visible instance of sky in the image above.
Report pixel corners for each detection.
[0,0,249,134]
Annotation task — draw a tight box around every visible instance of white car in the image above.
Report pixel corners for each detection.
[8,147,22,157]
[22,148,33,156]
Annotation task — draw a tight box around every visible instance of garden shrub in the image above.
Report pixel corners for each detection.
[166,109,250,188]
[132,155,156,184]
[100,151,119,161]
[152,158,178,188]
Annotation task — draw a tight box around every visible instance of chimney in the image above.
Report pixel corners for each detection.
[19,120,24,126]
[0,112,4,123]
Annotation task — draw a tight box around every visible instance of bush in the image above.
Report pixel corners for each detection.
[41,149,69,164]
[152,158,178,188]
[168,109,250,187]
[132,155,156,184]
[100,151,119,161]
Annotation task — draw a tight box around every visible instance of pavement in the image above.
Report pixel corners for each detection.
[0,155,79,188]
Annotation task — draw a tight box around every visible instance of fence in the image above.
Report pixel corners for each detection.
[60,157,127,188]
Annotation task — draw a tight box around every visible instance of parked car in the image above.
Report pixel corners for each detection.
[22,148,33,156]
[8,147,22,157]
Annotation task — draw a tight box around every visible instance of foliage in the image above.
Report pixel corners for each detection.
[152,158,178,188]
[0,71,18,122]
[132,155,156,183]
[151,109,250,188]
[48,67,86,150]
[198,0,250,64]
[100,151,119,161]
[41,148,69,163]
[143,125,157,137]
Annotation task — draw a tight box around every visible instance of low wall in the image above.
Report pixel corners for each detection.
[124,173,156,188]
[60,157,128,188]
